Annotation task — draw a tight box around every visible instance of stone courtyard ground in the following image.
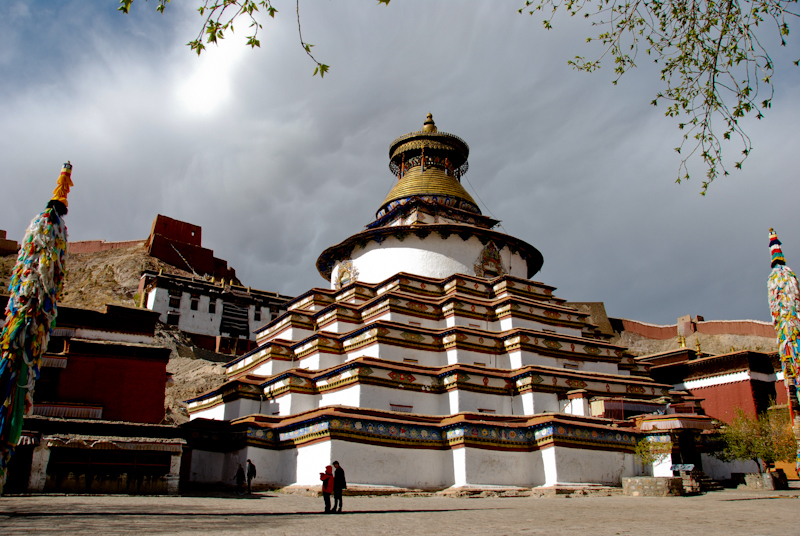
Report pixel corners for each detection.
[2,486,799,535]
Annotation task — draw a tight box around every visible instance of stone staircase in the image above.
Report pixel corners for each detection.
[679,470,724,494]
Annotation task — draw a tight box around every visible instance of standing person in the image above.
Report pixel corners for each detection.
[233,463,246,496]
[246,459,257,494]
[319,465,334,513]
[332,461,347,513]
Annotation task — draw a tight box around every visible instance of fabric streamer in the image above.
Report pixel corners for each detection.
[766,228,800,473]
[0,163,71,491]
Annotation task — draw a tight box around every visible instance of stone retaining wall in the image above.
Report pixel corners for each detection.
[622,477,684,497]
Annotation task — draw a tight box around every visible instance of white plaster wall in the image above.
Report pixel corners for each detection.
[234,398,267,418]
[447,348,501,368]
[563,398,590,417]
[295,441,333,486]
[549,446,637,485]
[250,306,271,334]
[448,390,461,414]
[452,389,513,415]
[280,392,319,415]
[261,326,315,344]
[190,404,225,421]
[251,360,277,377]
[652,455,674,477]
[189,450,226,482]
[521,392,559,415]
[359,384,442,414]
[320,385,362,408]
[176,291,224,338]
[700,453,759,480]
[496,317,582,337]
[383,312,440,330]
[245,446,297,486]
[146,287,170,323]
[332,234,530,288]
[450,316,491,331]
[460,448,545,487]
[347,344,447,368]
[328,440,454,489]
[578,361,619,375]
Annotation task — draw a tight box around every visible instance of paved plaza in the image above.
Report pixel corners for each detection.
[1,487,799,535]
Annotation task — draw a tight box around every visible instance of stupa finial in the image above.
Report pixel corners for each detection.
[423,113,437,133]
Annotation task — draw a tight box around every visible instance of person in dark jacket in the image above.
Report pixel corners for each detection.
[233,463,246,496]
[332,461,347,513]
[246,459,257,494]
[320,465,334,513]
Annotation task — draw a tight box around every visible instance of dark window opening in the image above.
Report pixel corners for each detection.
[168,296,180,309]
[254,309,261,322]
[167,312,179,326]
[209,301,216,314]
[190,298,199,311]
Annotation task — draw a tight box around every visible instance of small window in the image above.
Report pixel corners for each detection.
[209,301,216,314]
[169,296,181,309]
[167,312,180,326]
[477,408,496,414]
[473,362,486,367]
[390,404,413,413]
[190,298,199,311]
[254,309,261,322]
[408,321,421,326]
[563,363,579,370]
[403,358,419,364]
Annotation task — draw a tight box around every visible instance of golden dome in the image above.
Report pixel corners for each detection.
[381,166,477,208]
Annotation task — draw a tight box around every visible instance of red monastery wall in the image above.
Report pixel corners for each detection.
[697,320,775,338]
[55,354,167,424]
[619,319,675,339]
[688,380,779,422]
[0,229,19,256]
[618,318,775,340]
[69,239,145,254]
[147,215,202,247]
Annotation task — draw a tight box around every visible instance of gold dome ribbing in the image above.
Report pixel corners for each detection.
[381,167,477,208]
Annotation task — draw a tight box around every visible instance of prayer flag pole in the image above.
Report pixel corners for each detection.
[766,228,800,475]
[0,163,72,491]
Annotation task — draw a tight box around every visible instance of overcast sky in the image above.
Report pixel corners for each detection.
[1,1,798,324]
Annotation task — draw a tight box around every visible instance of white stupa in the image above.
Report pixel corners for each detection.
[184,115,672,490]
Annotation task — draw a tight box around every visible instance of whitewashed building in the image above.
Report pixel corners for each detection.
[139,271,292,354]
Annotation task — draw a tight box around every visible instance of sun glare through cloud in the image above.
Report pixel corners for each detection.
[175,40,245,117]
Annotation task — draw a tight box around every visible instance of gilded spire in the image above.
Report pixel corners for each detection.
[422,113,437,133]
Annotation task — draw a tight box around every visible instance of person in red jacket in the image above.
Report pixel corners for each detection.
[320,465,334,513]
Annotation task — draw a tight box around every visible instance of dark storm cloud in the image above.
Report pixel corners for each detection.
[1,1,798,324]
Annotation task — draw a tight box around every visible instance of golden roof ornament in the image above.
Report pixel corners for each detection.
[380,113,477,216]
[422,113,438,133]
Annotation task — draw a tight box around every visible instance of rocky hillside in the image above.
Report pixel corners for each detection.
[613,329,777,356]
